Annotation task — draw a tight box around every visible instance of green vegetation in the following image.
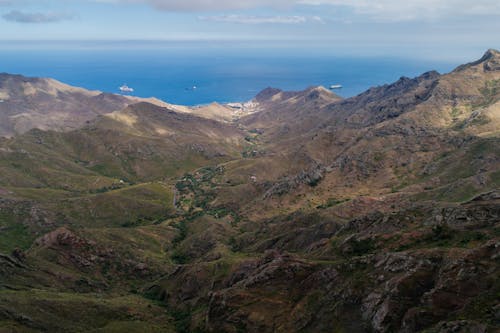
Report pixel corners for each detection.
[172,220,188,245]
[0,290,175,332]
[0,206,37,252]
[1,55,500,332]
[171,250,189,264]
[373,151,386,162]
[0,217,33,253]
[491,170,500,185]
[343,237,376,257]
[412,137,499,202]
[476,79,500,108]
[429,224,453,242]
[41,182,175,228]
[450,106,462,119]
[316,197,350,209]
[396,226,491,251]
[171,309,192,333]
[175,166,229,214]
[241,146,261,158]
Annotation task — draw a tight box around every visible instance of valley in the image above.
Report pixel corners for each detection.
[0,50,499,333]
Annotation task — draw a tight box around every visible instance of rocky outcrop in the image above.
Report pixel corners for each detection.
[198,197,500,332]
[263,163,325,198]
[0,252,27,276]
[32,228,157,288]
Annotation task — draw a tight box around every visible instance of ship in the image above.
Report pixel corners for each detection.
[329,84,343,89]
[119,84,134,93]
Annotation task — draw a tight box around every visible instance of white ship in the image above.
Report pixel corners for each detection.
[119,84,134,93]
[329,84,343,90]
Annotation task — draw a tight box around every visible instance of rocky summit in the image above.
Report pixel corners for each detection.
[0,50,499,333]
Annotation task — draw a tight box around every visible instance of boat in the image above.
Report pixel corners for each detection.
[119,84,134,93]
[329,84,343,90]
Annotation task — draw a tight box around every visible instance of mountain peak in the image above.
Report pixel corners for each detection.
[305,85,331,94]
[304,85,342,101]
[476,48,500,65]
[255,87,283,102]
[454,48,500,72]
[484,48,500,58]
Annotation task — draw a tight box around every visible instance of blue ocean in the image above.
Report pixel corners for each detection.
[0,43,457,106]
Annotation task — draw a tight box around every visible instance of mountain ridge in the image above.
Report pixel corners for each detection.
[0,50,499,333]
[453,48,500,72]
[0,73,249,137]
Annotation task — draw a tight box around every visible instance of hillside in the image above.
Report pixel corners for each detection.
[0,50,499,333]
[0,74,253,138]
[0,73,141,137]
[219,50,500,220]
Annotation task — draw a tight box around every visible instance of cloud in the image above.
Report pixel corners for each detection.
[92,0,500,21]
[297,0,500,21]
[93,0,291,11]
[198,15,324,24]
[4,1,499,23]
[2,10,76,23]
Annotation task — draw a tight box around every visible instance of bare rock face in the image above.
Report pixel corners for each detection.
[263,164,325,198]
[34,227,89,248]
[482,49,500,71]
[195,196,500,332]
[31,227,159,289]
[206,251,317,333]
[361,253,439,332]
[0,252,27,276]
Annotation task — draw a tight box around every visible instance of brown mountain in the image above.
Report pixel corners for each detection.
[216,49,499,219]
[0,73,148,137]
[0,50,499,333]
[0,73,256,138]
[0,101,245,190]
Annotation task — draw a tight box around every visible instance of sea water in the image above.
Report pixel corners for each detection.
[0,42,457,106]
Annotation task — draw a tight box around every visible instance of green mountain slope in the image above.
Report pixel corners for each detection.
[0,50,499,333]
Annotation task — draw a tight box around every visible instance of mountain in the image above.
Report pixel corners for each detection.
[223,49,500,219]
[172,102,251,123]
[0,73,143,137]
[0,50,499,333]
[0,73,252,138]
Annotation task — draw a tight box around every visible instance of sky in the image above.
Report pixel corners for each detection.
[0,0,499,60]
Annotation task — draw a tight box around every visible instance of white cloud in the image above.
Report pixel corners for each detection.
[3,10,76,23]
[92,0,500,21]
[298,0,500,21]
[93,0,291,11]
[4,0,499,24]
[198,15,324,24]
[311,16,325,23]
